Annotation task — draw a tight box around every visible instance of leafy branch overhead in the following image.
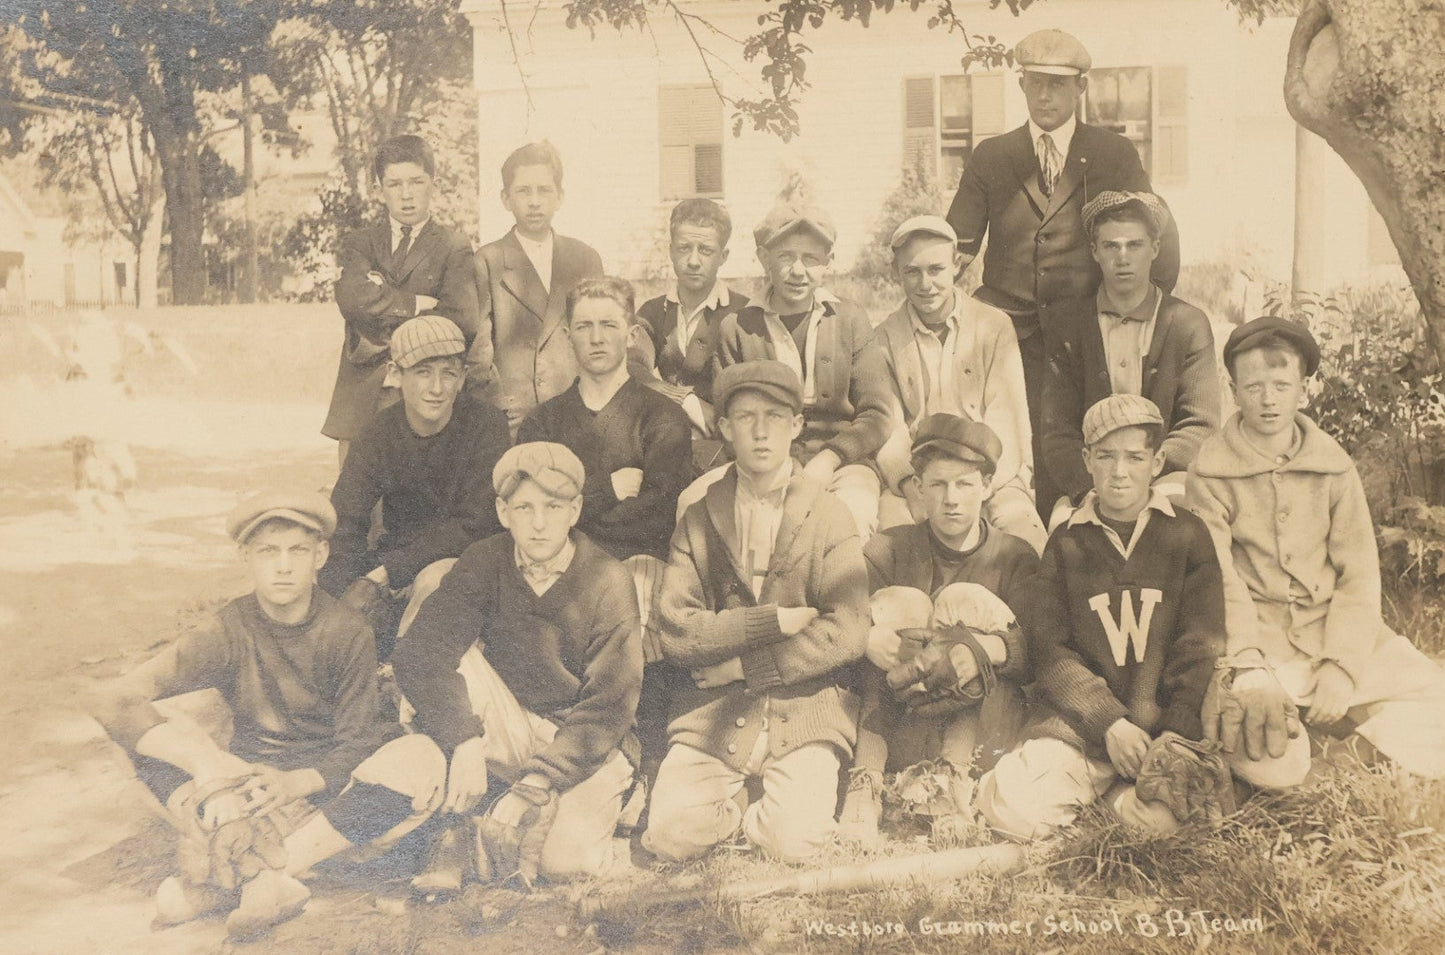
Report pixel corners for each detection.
[561,0,1024,140]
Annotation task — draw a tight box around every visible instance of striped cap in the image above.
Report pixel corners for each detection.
[390,315,466,368]
[1082,394,1165,447]
[493,442,586,501]
[1081,190,1171,238]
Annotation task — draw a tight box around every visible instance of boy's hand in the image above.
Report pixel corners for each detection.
[777,606,819,635]
[443,736,489,815]
[414,294,439,314]
[610,467,644,501]
[865,625,903,671]
[1308,661,1355,726]
[1203,662,1301,760]
[1105,718,1152,779]
[243,766,324,815]
[802,450,841,485]
[690,657,744,689]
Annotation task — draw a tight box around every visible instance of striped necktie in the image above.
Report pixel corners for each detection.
[1036,133,1063,196]
[392,224,413,271]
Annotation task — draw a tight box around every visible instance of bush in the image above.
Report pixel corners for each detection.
[851,156,949,285]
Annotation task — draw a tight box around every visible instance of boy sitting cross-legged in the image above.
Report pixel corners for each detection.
[1186,316,1445,786]
[90,490,446,939]
[641,360,869,863]
[975,395,1226,839]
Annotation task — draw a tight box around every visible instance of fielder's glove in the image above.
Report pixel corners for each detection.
[476,781,558,887]
[174,778,289,889]
[885,624,997,716]
[1134,731,1238,826]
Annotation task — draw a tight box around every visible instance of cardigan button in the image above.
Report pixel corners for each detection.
[778,715,788,723]
[735,717,747,727]
[726,743,738,754]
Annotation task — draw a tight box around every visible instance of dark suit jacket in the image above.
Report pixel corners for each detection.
[470,228,604,424]
[323,219,479,440]
[946,122,1181,334]
[1040,293,1220,499]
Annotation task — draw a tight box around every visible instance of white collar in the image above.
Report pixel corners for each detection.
[391,216,428,238]
[666,280,730,314]
[906,288,962,334]
[762,285,838,319]
[516,229,553,252]
[1067,487,1176,529]
[736,460,793,500]
[1028,113,1077,157]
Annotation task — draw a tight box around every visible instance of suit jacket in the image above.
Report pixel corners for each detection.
[873,294,1033,498]
[470,228,604,424]
[1040,293,1220,499]
[945,122,1181,334]
[323,219,480,440]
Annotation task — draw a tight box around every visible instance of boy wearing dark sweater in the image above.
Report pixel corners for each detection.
[641,361,868,863]
[393,442,643,889]
[839,415,1041,845]
[320,316,510,660]
[976,394,1225,839]
[91,490,446,939]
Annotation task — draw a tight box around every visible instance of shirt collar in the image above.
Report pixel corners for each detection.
[666,281,730,313]
[906,288,962,335]
[514,536,575,582]
[515,229,553,253]
[736,460,793,503]
[762,285,838,319]
[1097,283,1160,324]
[1067,487,1176,529]
[1028,113,1077,157]
[390,216,428,239]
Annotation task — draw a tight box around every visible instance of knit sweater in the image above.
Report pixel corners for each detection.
[392,532,642,791]
[657,466,869,770]
[1185,413,1383,683]
[518,376,692,561]
[712,297,892,466]
[321,390,510,593]
[635,288,750,402]
[1027,494,1225,759]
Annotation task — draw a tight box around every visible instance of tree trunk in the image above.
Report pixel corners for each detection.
[136,182,165,309]
[1284,0,1445,365]
[152,122,207,306]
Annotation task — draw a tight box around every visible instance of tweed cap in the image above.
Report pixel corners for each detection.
[1082,190,1172,239]
[753,200,837,249]
[1015,29,1091,76]
[889,214,958,251]
[390,315,466,369]
[912,414,1002,474]
[1223,316,1321,377]
[714,360,805,416]
[1082,394,1165,446]
[227,488,337,544]
[493,442,585,501]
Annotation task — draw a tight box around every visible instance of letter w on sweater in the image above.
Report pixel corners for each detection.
[1087,588,1164,667]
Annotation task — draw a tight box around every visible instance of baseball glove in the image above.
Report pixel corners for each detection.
[173,778,289,889]
[885,624,997,716]
[476,781,558,887]
[1134,731,1237,826]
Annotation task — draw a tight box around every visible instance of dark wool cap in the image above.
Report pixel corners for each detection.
[1223,316,1320,377]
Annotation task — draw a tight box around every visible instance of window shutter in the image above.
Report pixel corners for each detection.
[659,85,724,200]
[1155,66,1188,183]
[971,73,1007,140]
[902,76,937,171]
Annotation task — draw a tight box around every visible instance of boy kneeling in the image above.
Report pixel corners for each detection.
[91,490,446,938]
[976,395,1225,839]
[642,361,868,862]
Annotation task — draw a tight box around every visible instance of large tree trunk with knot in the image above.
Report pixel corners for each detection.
[1285,0,1445,365]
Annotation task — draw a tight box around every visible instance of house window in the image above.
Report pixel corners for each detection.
[659,85,724,200]
[902,73,1007,186]
[1086,66,1189,184]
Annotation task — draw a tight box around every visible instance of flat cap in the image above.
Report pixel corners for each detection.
[912,413,1002,474]
[1223,316,1320,377]
[493,442,585,501]
[390,315,466,369]
[890,214,958,251]
[1082,394,1165,447]
[714,360,805,416]
[1015,29,1091,76]
[227,488,337,544]
[753,200,837,249]
[1081,190,1171,239]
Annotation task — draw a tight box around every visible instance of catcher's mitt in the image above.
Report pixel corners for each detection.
[1134,731,1237,826]
[173,778,289,889]
[886,624,998,716]
[476,781,558,887]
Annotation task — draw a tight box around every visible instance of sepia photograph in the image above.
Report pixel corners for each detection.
[1,1,1443,952]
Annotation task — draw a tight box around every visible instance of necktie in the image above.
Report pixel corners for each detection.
[392,224,413,271]
[1036,133,1062,196]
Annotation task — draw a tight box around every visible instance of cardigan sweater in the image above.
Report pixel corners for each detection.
[393,532,643,791]
[712,296,892,467]
[518,376,693,561]
[1026,495,1225,759]
[634,287,750,404]
[321,390,510,594]
[1041,292,1221,499]
[1185,413,1383,684]
[657,466,869,770]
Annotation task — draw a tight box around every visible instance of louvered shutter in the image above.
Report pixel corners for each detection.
[1155,66,1188,183]
[902,76,937,172]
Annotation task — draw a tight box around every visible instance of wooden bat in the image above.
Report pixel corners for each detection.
[579,842,1026,920]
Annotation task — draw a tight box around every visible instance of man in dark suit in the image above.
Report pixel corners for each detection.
[470,141,605,434]
[323,135,480,461]
[946,29,1182,515]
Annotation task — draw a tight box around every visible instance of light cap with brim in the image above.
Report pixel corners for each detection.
[493,442,586,501]
[1081,190,1172,238]
[1015,28,1091,76]
[753,201,837,249]
[227,488,337,544]
[390,315,467,369]
[1082,394,1165,447]
[890,214,958,251]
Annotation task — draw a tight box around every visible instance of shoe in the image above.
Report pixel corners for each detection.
[411,822,470,901]
[224,869,310,939]
[837,767,883,847]
[155,875,237,926]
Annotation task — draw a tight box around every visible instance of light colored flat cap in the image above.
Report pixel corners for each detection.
[1015,29,1091,76]
[493,441,585,500]
[227,488,337,543]
[1082,394,1165,446]
[390,315,466,369]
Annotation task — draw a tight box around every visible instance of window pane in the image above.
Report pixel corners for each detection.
[939,75,972,132]
[661,144,694,200]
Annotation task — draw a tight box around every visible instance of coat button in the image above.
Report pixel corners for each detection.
[726,743,737,754]
[735,717,746,727]
[779,715,788,723]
